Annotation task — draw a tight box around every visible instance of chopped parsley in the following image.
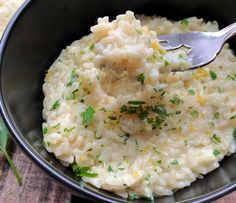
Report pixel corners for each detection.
[142,195,154,201]
[43,140,51,147]
[163,58,170,66]
[72,164,98,178]
[96,154,102,163]
[232,128,236,138]
[180,18,189,26]
[128,100,145,105]
[67,69,78,87]
[80,49,85,55]
[230,115,236,120]
[66,94,76,100]
[210,134,221,144]
[43,127,48,135]
[171,159,179,165]
[188,89,195,95]
[209,70,217,80]
[128,192,139,200]
[157,160,162,164]
[135,29,143,35]
[169,95,183,105]
[137,73,145,85]
[190,110,199,118]
[213,149,221,156]
[52,123,61,128]
[64,127,75,132]
[81,106,95,126]
[226,74,235,81]
[89,43,95,51]
[152,105,168,117]
[50,100,60,111]
[66,89,79,101]
[107,165,114,172]
[213,112,220,120]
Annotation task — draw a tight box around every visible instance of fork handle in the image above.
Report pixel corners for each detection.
[217,22,236,41]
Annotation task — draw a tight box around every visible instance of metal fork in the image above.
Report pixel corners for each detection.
[157,22,236,70]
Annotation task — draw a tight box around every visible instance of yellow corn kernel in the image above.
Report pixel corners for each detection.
[196,69,208,77]
[196,94,205,105]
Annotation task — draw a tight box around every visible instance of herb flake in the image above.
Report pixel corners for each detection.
[81,106,95,126]
[137,73,145,85]
[72,164,98,178]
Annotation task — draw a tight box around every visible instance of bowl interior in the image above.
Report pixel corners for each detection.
[0,0,236,202]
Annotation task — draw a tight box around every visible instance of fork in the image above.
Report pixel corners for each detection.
[157,22,236,70]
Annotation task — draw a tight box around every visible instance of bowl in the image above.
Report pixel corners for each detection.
[0,0,236,202]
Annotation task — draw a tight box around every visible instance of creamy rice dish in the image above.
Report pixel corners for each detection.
[42,11,236,200]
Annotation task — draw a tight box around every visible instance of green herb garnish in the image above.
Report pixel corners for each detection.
[67,68,78,87]
[213,112,219,120]
[226,74,235,81]
[107,165,114,172]
[89,43,95,51]
[50,100,60,111]
[137,73,145,85]
[210,134,221,144]
[230,115,236,120]
[72,164,98,178]
[232,128,236,138]
[152,105,168,117]
[135,29,143,35]
[170,95,183,105]
[157,160,162,164]
[128,192,139,200]
[43,127,48,135]
[64,127,75,132]
[52,123,61,128]
[81,106,95,126]
[191,110,199,118]
[128,101,145,105]
[209,70,217,80]
[171,159,179,165]
[164,58,170,66]
[180,18,189,26]
[188,89,195,95]
[0,119,22,186]
[213,149,221,156]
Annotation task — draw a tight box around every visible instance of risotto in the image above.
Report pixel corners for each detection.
[42,11,236,199]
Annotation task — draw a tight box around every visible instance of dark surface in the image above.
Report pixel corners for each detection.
[0,0,236,202]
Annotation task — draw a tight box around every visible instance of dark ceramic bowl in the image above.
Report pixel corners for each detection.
[0,0,236,202]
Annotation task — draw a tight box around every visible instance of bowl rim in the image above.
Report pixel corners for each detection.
[0,0,235,202]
